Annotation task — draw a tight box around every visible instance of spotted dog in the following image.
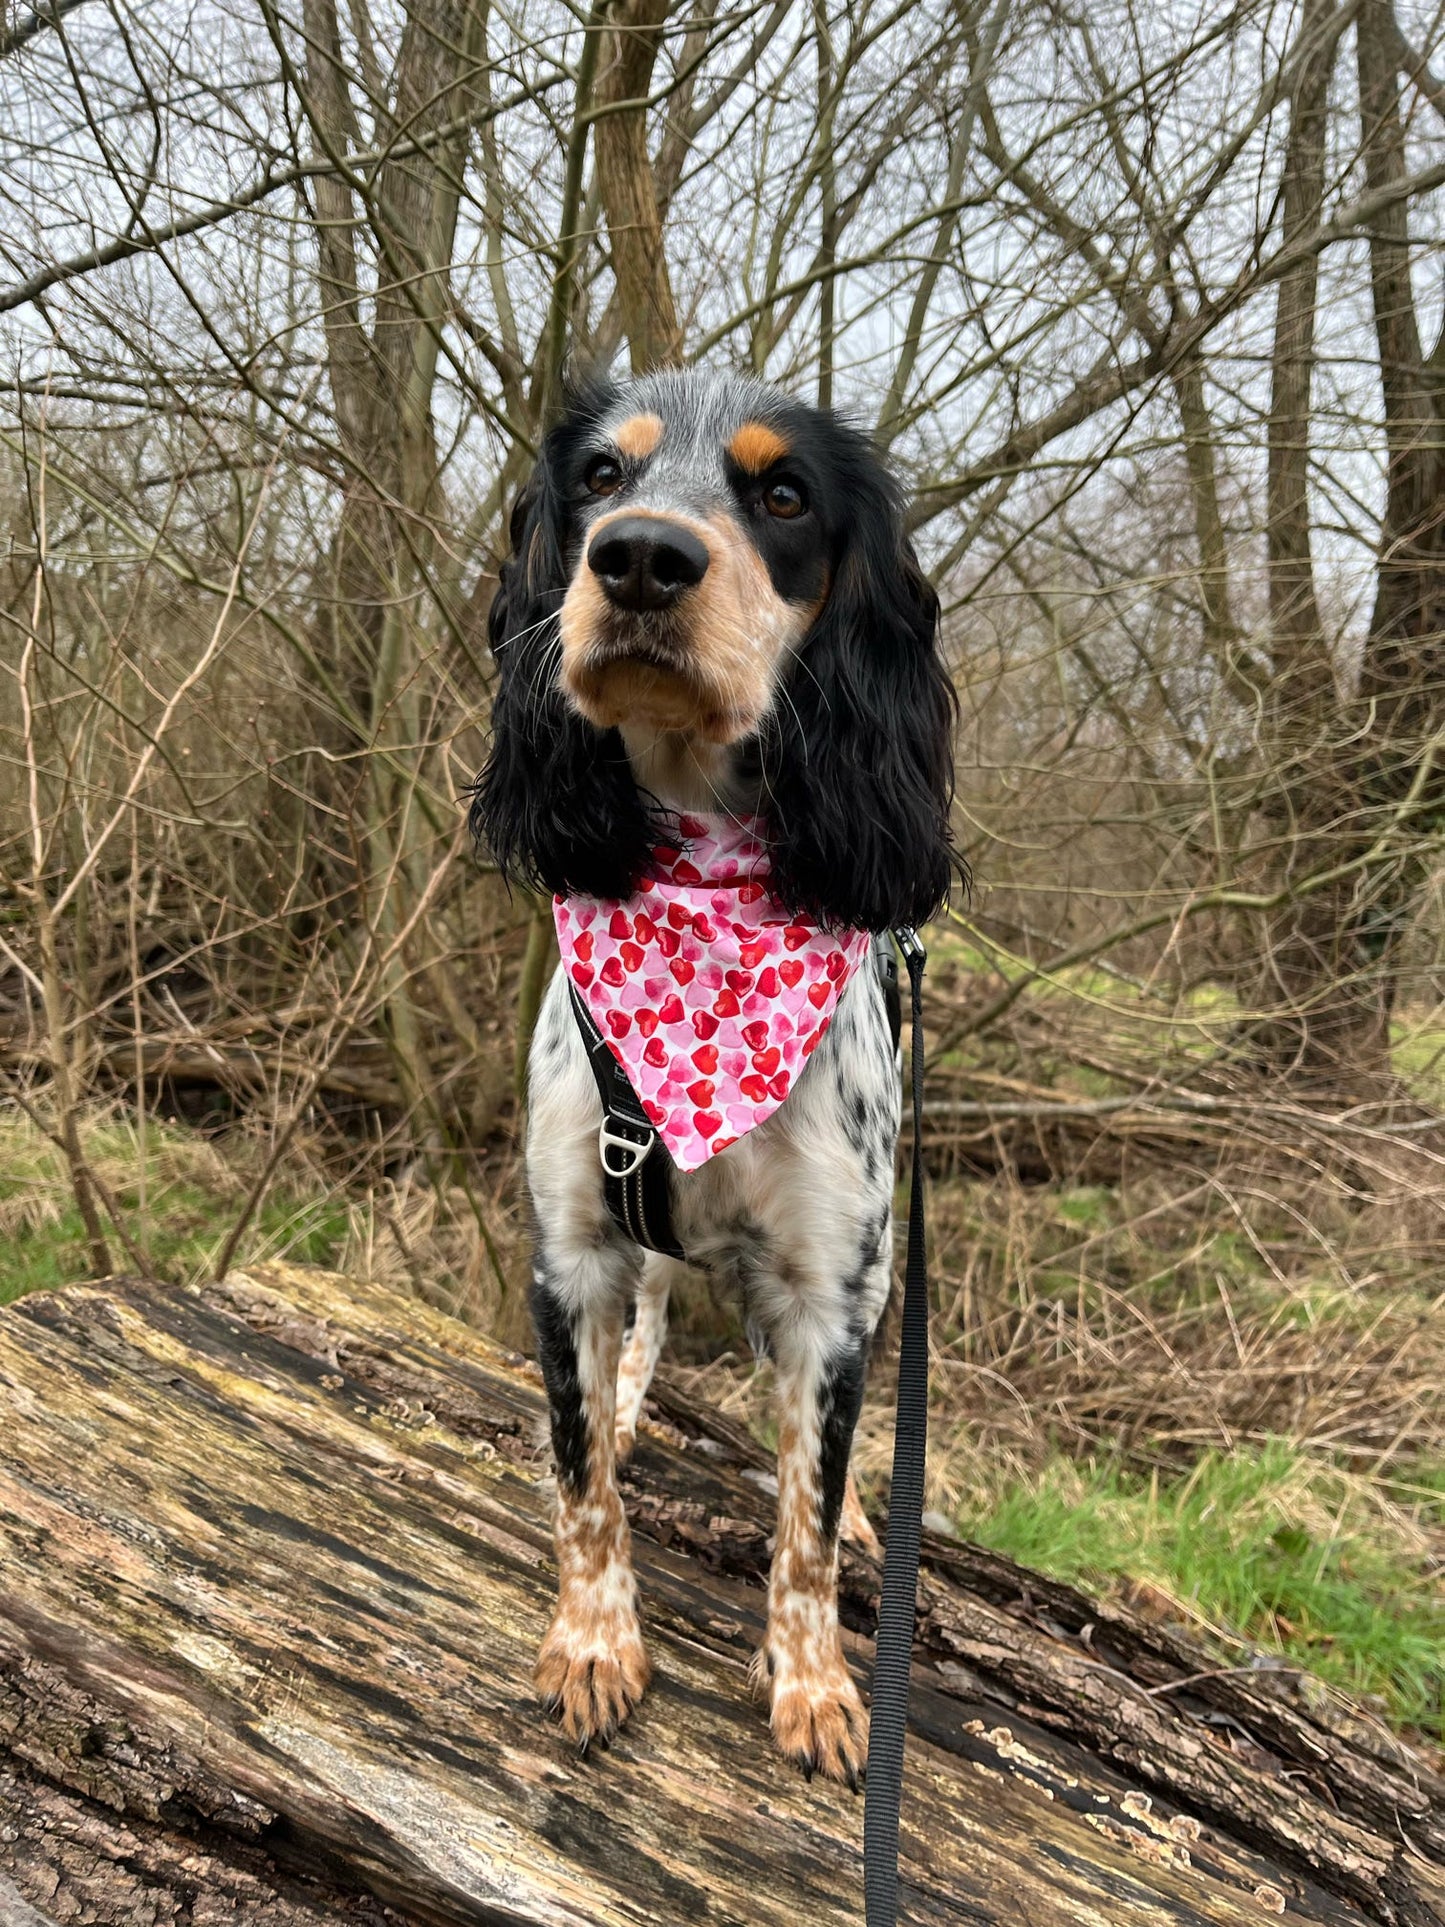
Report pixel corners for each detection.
[472,368,957,1787]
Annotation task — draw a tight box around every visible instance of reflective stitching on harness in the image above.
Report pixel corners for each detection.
[632,1172,655,1251]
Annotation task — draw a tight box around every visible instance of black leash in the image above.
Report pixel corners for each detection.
[864,928,928,1927]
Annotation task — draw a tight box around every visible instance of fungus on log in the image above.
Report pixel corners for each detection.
[0,1263,1442,1925]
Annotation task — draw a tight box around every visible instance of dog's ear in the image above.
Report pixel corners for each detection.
[469,413,656,901]
[762,441,961,931]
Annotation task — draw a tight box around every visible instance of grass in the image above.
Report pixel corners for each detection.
[0,1108,352,1305]
[957,1442,1445,1740]
[0,1099,530,1336]
[936,905,1445,1101]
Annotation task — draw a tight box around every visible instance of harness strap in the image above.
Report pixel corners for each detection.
[864,929,928,1927]
[568,983,687,1261]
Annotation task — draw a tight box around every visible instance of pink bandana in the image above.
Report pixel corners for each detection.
[555,814,872,1172]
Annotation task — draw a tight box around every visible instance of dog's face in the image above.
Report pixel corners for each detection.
[553,377,833,743]
[473,368,960,932]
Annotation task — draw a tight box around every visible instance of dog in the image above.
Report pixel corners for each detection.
[471,368,956,1786]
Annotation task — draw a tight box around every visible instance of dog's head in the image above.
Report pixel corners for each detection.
[471,369,959,930]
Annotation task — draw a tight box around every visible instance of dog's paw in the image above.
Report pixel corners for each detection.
[536,1605,650,1753]
[613,1421,637,1465]
[753,1648,868,1789]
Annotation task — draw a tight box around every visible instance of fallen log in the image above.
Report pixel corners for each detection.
[0,1261,1442,1926]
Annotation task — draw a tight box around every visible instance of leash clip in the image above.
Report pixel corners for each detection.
[894,925,927,968]
[599,1117,654,1179]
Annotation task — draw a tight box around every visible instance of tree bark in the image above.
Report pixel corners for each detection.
[1,1263,1443,1924]
[1249,0,1445,1086]
[593,0,683,373]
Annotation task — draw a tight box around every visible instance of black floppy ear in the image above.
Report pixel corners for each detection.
[468,410,656,900]
[762,443,960,932]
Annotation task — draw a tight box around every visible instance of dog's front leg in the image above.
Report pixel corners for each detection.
[531,1244,650,1751]
[614,1252,681,1462]
[757,1326,870,1787]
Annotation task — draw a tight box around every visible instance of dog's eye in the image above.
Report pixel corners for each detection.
[585,455,625,496]
[764,480,805,519]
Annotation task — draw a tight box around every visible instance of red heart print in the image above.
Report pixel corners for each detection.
[752,1046,781,1075]
[656,925,681,958]
[673,859,703,886]
[687,1079,715,1106]
[652,844,680,866]
[658,993,684,1024]
[620,941,644,971]
[807,979,830,1008]
[742,1020,770,1050]
[691,914,716,942]
[713,988,740,1017]
[778,959,803,988]
[601,957,626,988]
[692,1010,719,1039]
[756,966,779,998]
[679,813,710,838]
[738,882,765,904]
[740,1074,768,1102]
[609,910,632,939]
[643,1098,666,1124]
[693,1109,722,1137]
[767,1073,790,1101]
[644,1037,668,1069]
[668,902,692,931]
[670,958,696,986]
[726,970,753,995]
[574,931,595,963]
[692,1045,719,1073]
[637,1009,659,1036]
[739,941,770,969]
[572,962,595,988]
[633,913,655,943]
[606,1011,632,1038]
[801,1029,821,1055]
[783,925,812,950]
[824,951,848,981]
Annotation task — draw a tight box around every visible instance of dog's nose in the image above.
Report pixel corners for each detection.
[588,516,710,612]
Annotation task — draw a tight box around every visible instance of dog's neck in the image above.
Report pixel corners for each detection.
[620,725,763,819]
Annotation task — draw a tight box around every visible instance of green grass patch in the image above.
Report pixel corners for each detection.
[1392,1016,1445,1105]
[957,1441,1445,1741]
[0,1108,350,1305]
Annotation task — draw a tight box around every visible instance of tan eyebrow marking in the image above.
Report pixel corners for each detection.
[729,421,790,473]
[613,412,664,459]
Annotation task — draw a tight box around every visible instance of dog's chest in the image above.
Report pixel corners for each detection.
[528,959,900,1304]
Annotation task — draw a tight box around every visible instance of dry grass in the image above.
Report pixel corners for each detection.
[0,1101,533,1344]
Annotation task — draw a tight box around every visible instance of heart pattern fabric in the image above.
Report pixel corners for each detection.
[555,813,872,1172]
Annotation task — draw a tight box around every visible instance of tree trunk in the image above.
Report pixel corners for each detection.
[1252,0,1445,1086]
[2,1262,1444,1924]
[285,0,495,1145]
[593,0,683,373]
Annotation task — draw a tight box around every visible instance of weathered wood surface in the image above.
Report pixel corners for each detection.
[0,1263,1442,1926]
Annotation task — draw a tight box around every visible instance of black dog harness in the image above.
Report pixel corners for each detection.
[570,982,688,1260]
[571,930,929,1927]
